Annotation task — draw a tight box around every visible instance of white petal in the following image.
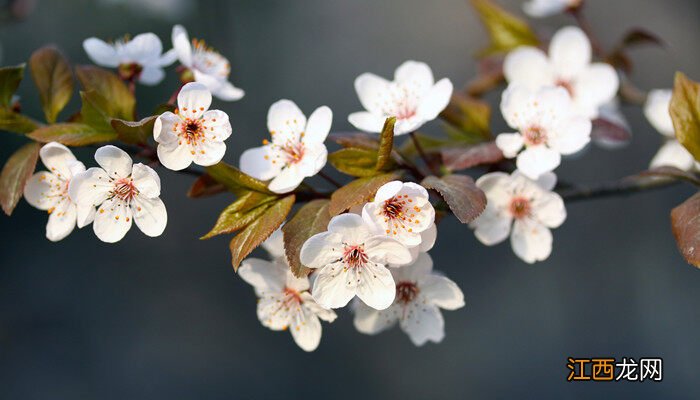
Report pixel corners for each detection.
[355,262,396,310]
[257,294,292,330]
[572,64,619,118]
[549,115,591,155]
[238,258,286,294]
[417,78,453,120]
[124,32,163,63]
[193,140,226,167]
[420,275,465,310]
[95,145,133,179]
[532,191,566,228]
[353,301,399,334]
[267,99,306,142]
[177,82,211,119]
[304,106,332,145]
[327,213,371,243]
[210,80,245,101]
[503,47,553,89]
[157,48,178,67]
[45,198,77,242]
[311,264,358,309]
[24,172,62,210]
[132,196,167,237]
[131,163,161,198]
[354,73,390,113]
[549,26,591,79]
[523,0,569,17]
[300,231,343,269]
[516,146,561,179]
[297,143,327,178]
[171,25,192,67]
[68,167,112,207]
[76,203,95,228]
[153,112,180,145]
[644,89,674,137]
[393,252,433,281]
[262,228,286,260]
[511,219,553,263]
[364,236,413,266]
[348,111,385,133]
[650,140,696,171]
[93,198,133,243]
[373,180,403,202]
[39,142,78,180]
[285,270,310,293]
[418,223,437,253]
[475,172,512,208]
[239,146,282,181]
[495,133,524,158]
[290,308,323,352]
[535,171,557,191]
[471,207,512,245]
[202,110,232,141]
[400,302,444,346]
[394,60,434,92]
[500,84,538,129]
[83,38,119,67]
[300,292,337,322]
[138,66,165,85]
[268,165,304,194]
[157,140,194,171]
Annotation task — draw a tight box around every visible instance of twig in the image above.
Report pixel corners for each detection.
[409,131,439,176]
[570,7,605,57]
[318,171,342,188]
[558,175,681,202]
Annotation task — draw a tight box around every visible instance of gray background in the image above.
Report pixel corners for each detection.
[1,0,699,398]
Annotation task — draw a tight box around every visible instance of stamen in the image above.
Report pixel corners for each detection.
[396,281,419,304]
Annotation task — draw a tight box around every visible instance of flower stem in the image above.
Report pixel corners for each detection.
[570,7,605,58]
[409,131,439,176]
[318,171,342,188]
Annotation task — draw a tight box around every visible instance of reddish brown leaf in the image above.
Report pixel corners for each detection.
[421,174,486,223]
[187,174,226,198]
[591,118,632,148]
[442,142,503,171]
[283,199,331,277]
[328,132,379,150]
[329,172,400,215]
[671,192,700,268]
[0,142,41,215]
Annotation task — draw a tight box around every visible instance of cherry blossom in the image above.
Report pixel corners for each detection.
[300,213,412,310]
[83,32,176,85]
[644,89,699,171]
[523,0,581,18]
[503,26,619,119]
[153,82,232,170]
[23,142,94,241]
[353,253,464,346]
[69,145,167,243]
[171,25,244,101]
[469,171,566,263]
[238,256,336,352]
[496,85,592,179]
[361,181,436,247]
[240,99,332,194]
[348,60,453,135]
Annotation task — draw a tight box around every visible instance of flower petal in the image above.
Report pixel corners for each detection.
[132,196,167,237]
[503,47,553,89]
[68,167,112,207]
[156,140,194,171]
[304,106,332,145]
[138,66,165,85]
[549,26,591,79]
[257,293,292,330]
[39,142,78,180]
[24,172,62,211]
[83,38,119,67]
[202,110,232,141]
[354,72,391,113]
[393,252,433,281]
[511,219,553,263]
[364,236,413,266]
[495,132,524,158]
[177,82,211,119]
[300,292,337,322]
[267,99,306,143]
[268,165,305,194]
[400,302,444,346]
[238,258,286,295]
[93,198,133,243]
[535,171,557,191]
[532,191,566,228]
[124,32,163,64]
[417,78,453,120]
[300,231,343,269]
[327,213,371,244]
[239,146,282,181]
[471,206,512,245]
[516,145,561,179]
[131,163,161,198]
[45,198,77,242]
[353,301,399,334]
[523,0,569,17]
[572,63,619,118]
[210,80,245,101]
[297,143,327,178]
[355,262,396,310]
[418,223,437,253]
[311,263,358,309]
[644,89,674,137]
[394,60,434,92]
[95,145,133,179]
[76,203,96,228]
[348,111,385,133]
[650,140,696,171]
[420,275,465,310]
[290,308,323,352]
[193,140,226,167]
[549,115,591,155]
[171,25,193,67]
[153,112,180,145]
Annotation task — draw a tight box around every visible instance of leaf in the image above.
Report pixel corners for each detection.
[110,115,157,145]
[206,161,273,196]
[29,46,74,123]
[442,141,504,171]
[671,192,700,268]
[202,191,278,239]
[399,131,456,158]
[328,132,379,150]
[75,65,135,121]
[329,172,400,215]
[639,166,700,186]
[670,72,700,162]
[0,64,25,107]
[376,117,396,171]
[187,173,226,198]
[421,174,486,223]
[78,90,113,129]
[471,0,539,57]
[328,148,380,177]
[229,195,295,271]
[0,107,40,134]
[0,141,41,215]
[28,122,116,146]
[283,199,331,277]
[440,93,492,141]
[591,118,632,149]
[620,28,663,48]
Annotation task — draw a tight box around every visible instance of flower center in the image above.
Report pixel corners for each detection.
[555,78,575,97]
[283,287,302,304]
[509,196,531,219]
[112,178,138,202]
[179,118,206,147]
[396,281,419,304]
[118,62,143,82]
[343,244,368,269]
[524,125,547,146]
[282,142,305,164]
[382,196,405,219]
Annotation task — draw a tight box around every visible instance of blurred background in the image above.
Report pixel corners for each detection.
[1,0,699,398]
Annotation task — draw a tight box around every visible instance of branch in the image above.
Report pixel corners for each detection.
[558,175,681,202]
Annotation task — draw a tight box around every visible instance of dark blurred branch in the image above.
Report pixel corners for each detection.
[558,175,682,202]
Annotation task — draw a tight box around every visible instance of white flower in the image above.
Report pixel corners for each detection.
[238,257,336,352]
[644,89,699,171]
[300,213,413,310]
[240,99,332,194]
[496,85,592,179]
[69,145,167,243]
[83,32,176,85]
[503,26,619,119]
[348,60,453,136]
[262,227,286,261]
[523,0,581,18]
[361,181,436,247]
[171,25,244,101]
[23,142,95,241]
[353,253,464,346]
[153,82,232,171]
[469,171,566,263]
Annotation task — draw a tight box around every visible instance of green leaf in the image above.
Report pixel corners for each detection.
[376,117,396,171]
[328,132,379,150]
[671,191,700,268]
[0,64,25,107]
[670,72,700,162]
[201,191,277,239]
[440,93,492,141]
[471,0,539,57]
[283,199,331,277]
[206,161,274,196]
[328,147,379,177]
[0,141,41,215]
[329,172,401,215]
[230,195,295,271]
[421,174,486,223]
[0,107,41,134]
[78,90,113,129]
[75,65,135,121]
[111,115,157,145]
[29,46,74,123]
[28,123,116,146]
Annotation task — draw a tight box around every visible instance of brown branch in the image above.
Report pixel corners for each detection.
[558,175,681,202]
